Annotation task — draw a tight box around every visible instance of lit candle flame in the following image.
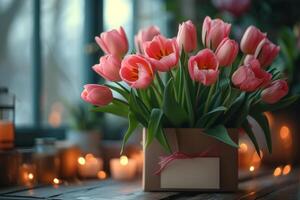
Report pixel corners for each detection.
[282,165,291,175]
[85,153,94,160]
[53,178,60,185]
[97,171,107,180]
[28,173,34,180]
[273,166,282,177]
[78,157,86,165]
[120,155,128,166]
[239,143,248,153]
[249,166,255,172]
[280,126,290,140]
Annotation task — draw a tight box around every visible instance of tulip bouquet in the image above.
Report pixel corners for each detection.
[81,17,298,155]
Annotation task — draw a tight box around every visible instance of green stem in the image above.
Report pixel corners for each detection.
[204,84,215,113]
[195,83,201,110]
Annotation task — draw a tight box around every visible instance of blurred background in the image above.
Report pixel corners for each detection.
[1,0,300,185]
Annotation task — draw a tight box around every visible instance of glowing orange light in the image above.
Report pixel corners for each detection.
[239,143,248,153]
[78,157,86,165]
[273,167,282,177]
[280,126,290,140]
[282,165,291,175]
[53,178,60,185]
[120,155,128,166]
[97,171,107,180]
[28,173,34,180]
[249,166,255,172]
[85,153,94,160]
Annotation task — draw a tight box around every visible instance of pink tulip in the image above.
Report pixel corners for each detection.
[202,16,231,50]
[255,38,280,68]
[232,59,272,92]
[261,80,288,104]
[215,37,239,66]
[92,54,122,82]
[119,55,154,89]
[212,0,251,17]
[188,49,219,86]
[243,54,256,65]
[143,35,179,72]
[95,27,128,58]
[240,26,266,54]
[134,25,160,54]
[81,84,113,106]
[177,20,197,53]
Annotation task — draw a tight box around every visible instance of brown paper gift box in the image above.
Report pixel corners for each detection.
[143,128,238,192]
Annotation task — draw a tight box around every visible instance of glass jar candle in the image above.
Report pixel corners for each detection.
[34,138,60,184]
[0,87,15,150]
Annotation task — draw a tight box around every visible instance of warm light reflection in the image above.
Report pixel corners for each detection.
[120,156,129,166]
[282,165,291,175]
[97,171,107,180]
[264,112,274,127]
[280,126,290,140]
[53,178,60,185]
[48,102,64,127]
[249,166,255,172]
[273,167,282,177]
[78,157,86,165]
[239,143,248,153]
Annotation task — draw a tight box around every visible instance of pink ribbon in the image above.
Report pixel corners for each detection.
[154,146,217,175]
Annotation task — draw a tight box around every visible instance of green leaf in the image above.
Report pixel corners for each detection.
[196,106,227,128]
[105,83,129,100]
[129,90,150,127]
[242,119,261,157]
[92,99,128,117]
[146,109,164,147]
[251,113,272,153]
[156,127,172,153]
[182,64,195,126]
[204,125,238,148]
[251,95,299,113]
[120,112,139,154]
[163,79,189,126]
[222,92,245,126]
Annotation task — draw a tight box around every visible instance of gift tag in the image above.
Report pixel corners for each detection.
[160,157,220,189]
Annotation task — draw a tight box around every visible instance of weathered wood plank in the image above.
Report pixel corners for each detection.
[0,169,298,200]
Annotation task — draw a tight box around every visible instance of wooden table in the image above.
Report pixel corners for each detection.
[0,168,299,200]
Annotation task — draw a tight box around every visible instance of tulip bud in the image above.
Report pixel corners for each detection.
[261,80,288,104]
[202,16,231,50]
[95,26,128,58]
[92,54,122,82]
[240,26,266,54]
[81,84,113,106]
[177,20,197,53]
[255,38,280,68]
[215,37,239,66]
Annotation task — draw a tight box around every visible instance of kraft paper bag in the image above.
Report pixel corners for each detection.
[143,128,238,192]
